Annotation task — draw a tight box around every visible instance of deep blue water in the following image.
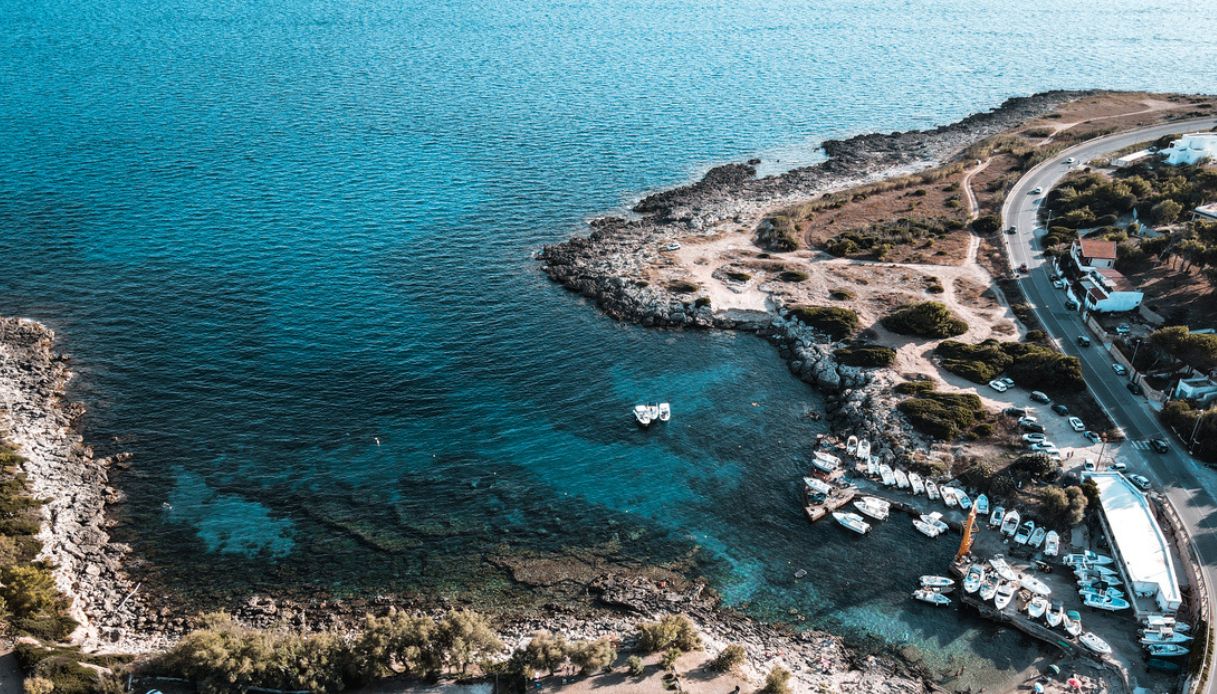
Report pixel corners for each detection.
[3,0,1217,687]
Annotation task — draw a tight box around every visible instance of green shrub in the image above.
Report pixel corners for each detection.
[709,644,747,673]
[778,270,809,282]
[898,392,983,439]
[515,631,569,676]
[1014,454,1060,481]
[668,280,699,293]
[725,271,752,282]
[829,289,854,301]
[626,655,645,677]
[660,647,681,671]
[694,296,711,309]
[894,381,936,395]
[833,345,896,368]
[569,637,617,675]
[882,302,968,338]
[934,339,1014,383]
[636,614,701,654]
[788,306,860,340]
[760,666,793,694]
[758,215,800,251]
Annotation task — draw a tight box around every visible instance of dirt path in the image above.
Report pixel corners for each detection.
[961,157,992,266]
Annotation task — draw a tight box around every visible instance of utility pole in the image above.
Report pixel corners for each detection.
[1129,338,1143,381]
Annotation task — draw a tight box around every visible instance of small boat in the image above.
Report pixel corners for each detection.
[803,476,833,497]
[913,589,951,606]
[990,555,1018,582]
[993,581,1016,610]
[1026,596,1049,619]
[920,512,948,534]
[1079,585,1125,601]
[657,402,671,422]
[909,472,925,494]
[1028,526,1047,548]
[1083,593,1130,611]
[975,494,989,516]
[979,580,998,601]
[894,468,910,489]
[926,480,940,501]
[1140,630,1193,645]
[880,466,896,487]
[1063,611,1082,637]
[633,404,655,427]
[956,490,972,510]
[856,439,871,460]
[1064,551,1114,567]
[913,519,943,538]
[989,505,1004,527]
[1001,509,1021,536]
[812,451,842,473]
[963,565,984,594]
[1146,644,1191,658]
[854,497,890,521]
[833,512,871,535]
[867,456,879,477]
[1143,614,1190,632]
[1075,571,1121,587]
[920,575,955,589]
[1044,530,1060,557]
[1074,563,1118,579]
[846,436,859,457]
[1020,574,1051,597]
[1079,632,1112,656]
[941,486,958,507]
[1046,603,1064,627]
[1014,520,1035,545]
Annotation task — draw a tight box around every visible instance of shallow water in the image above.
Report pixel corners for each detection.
[2,0,1216,687]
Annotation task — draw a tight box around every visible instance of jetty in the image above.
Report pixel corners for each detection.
[802,469,858,523]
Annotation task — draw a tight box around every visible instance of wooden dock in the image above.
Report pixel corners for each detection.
[803,486,858,523]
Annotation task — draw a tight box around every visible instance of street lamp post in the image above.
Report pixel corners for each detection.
[1129,338,1143,381]
[1098,433,1108,469]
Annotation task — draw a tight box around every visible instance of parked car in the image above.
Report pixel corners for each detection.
[989,379,1010,393]
[1030,391,1050,403]
[1004,406,1028,417]
[1021,421,1046,433]
[1149,438,1170,454]
[1064,299,1079,310]
[1083,430,1102,444]
[1127,381,1144,396]
[1109,461,1127,472]
[1018,263,1029,273]
[1053,279,1067,289]
[1022,433,1047,443]
[1112,363,1127,376]
[1052,403,1070,416]
[1006,226,1017,234]
[1030,442,1059,453]
[1068,416,1085,432]
[1083,459,1096,471]
[1127,474,1151,491]
[1077,335,1092,347]
[1115,324,1131,335]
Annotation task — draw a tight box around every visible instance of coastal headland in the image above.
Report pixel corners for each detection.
[3,90,1216,692]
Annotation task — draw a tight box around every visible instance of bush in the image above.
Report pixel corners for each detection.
[516,631,569,676]
[1,565,58,619]
[778,270,809,282]
[15,643,127,694]
[971,214,1000,235]
[660,647,681,671]
[758,215,800,251]
[626,655,645,677]
[759,666,793,694]
[1006,350,1084,392]
[694,296,711,308]
[569,638,617,675]
[894,381,936,395]
[898,392,983,439]
[881,302,968,338]
[934,339,1014,383]
[725,271,752,282]
[1066,486,1088,525]
[709,644,747,673]
[636,614,701,654]
[833,345,896,368]
[1014,454,1059,481]
[829,289,854,301]
[788,306,859,341]
[668,280,699,293]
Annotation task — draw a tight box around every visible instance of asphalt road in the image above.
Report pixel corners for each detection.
[1001,115,1217,690]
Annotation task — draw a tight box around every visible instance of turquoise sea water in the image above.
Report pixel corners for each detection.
[3,0,1217,686]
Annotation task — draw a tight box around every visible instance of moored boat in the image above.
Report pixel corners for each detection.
[990,555,1017,582]
[956,490,972,510]
[657,402,671,422]
[926,480,941,500]
[1079,585,1124,601]
[941,486,958,507]
[913,519,942,538]
[812,451,842,473]
[912,589,951,606]
[1028,526,1046,548]
[867,456,879,477]
[846,435,859,457]
[1000,509,1020,536]
[1064,551,1114,567]
[975,494,989,515]
[909,471,925,494]
[1140,629,1193,645]
[633,404,655,427]
[1075,570,1121,587]
[1146,644,1190,658]
[963,564,984,594]
[833,512,871,535]
[894,468,910,489]
[1080,632,1112,655]
[989,505,1004,528]
[854,497,890,521]
[920,575,955,589]
[1083,593,1130,611]
[1014,519,1035,545]
[1143,614,1190,632]
[1044,530,1060,557]
[879,464,896,486]
[1026,596,1049,619]
[920,512,948,534]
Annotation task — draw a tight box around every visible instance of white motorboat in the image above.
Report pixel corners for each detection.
[1074,563,1118,579]
[657,402,671,422]
[990,555,1017,582]
[1062,612,1082,637]
[846,435,859,457]
[1046,604,1063,627]
[1043,530,1060,557]
[913,589,951,606]
[633,404,656,426]
[833,512,871,535]
[1143,614,1190,632]
[1014,520,1035,545]
[941,486,958,507]
[993,581,1016,610]
[1026,596,1049,619]
[989,505,1004,528]
[1080,632,1112,656]
[1083,593,1130,611]
[867,456,879,477]
[1079,585,1125,601]
[956,490,972,510]
[1146,644,1190,658]
[1140,629,1193,645]
[926,480,940,500]
[1001,509,1020,536]
[894,468,910,489]
[963,564,984,594]
[1020,574,1051,597]
[1064,551,1114,567]
[812,451,842,473]
[978,580,998,601]
[913,520,942,538]
[856,439,871,460]
[803,476,833,497]
[854,497,890,521]
[920,575,955,589]
[1028,526,1046,548]
[1075,571,1122,587]
[920,512,948,534]
[975,494,989,516]
[879,464,896,486]
[909,472,925,494]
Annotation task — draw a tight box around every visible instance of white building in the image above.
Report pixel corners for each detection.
[1113,150,1152,168]
[1162,132,1217,166]
[1174,375,1217,405]
[1064,239,1144,313]
[1084,472,1182,612]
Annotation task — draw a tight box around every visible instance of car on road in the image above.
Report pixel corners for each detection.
[1112,363,1127,376]
[988,379,1009,392]
[1149,438,1170,454]
[1030,391,1050,403]
[1022,433,1047,443]
[1006,226,1017,235]
[1068,416,1085,432]
[1127,381,1144,396]
[1051,403,1070,416]
[1083,430,1102,444]
[1064,299,1079,310]
[1127,474,1151,491]
[1077,335,1092,347]
[1109,461,1127,472]
[1004,406,1028,417]
[1021,421,1045,433]
[1018,263,1029,274]
[1032,186,1044,194]
[1115,323,1131,335]
[1065,157,1077,165]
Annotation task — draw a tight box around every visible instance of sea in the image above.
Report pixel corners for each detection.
[2,0,1216,687]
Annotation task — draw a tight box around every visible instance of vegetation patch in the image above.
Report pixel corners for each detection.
[881,301,968,338]
[934,339,1084,393]
[724,270,752,283]
[787,305,859,340]
[777,270,809,283]
[833,344,896,368]
[894,381,936,395]
[829,289,854,301]
[1161,401,1217,462]
[824,217,965,259]
[898,392,984,439]
[756,214,801,251]
[668,280,699,293]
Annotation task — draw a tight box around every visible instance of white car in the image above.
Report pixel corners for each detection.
[1065,157,1077,165]
[988,379,1010,393]
[1032,186,1044,195]
[1018,416,1039,426]
[1109,461,1127,472]
[1127,474,1151,491]
[1022,433,1047,443]
[1030,442,1059,453]
[1068,416,1085,432]
[1112,363,1127,376]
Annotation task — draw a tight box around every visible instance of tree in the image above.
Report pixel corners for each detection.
[1149,199,1183,226]
[972,214,1000,235]
[709,644,747,673]
[758,666,793,694]
[1039,487,1070,527]
[436,610,502,674]
[1065,485,1088,525]
[636,614,701,654]
[23,678,54,694]
[516,631,569,677]
[568,638,616,675]
[0,565,58,618]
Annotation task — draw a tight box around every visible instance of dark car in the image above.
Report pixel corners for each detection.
[1051,403,1069,416]
[1003,406,1028,417]
[1018,263,1029,273]
[1127,381,1144,396]
[1077,335,1092,347]
[1030,391,1050,403]
[1006,226,1017,234]
[1064,299,1079,310]
[1021,421,1046,433]
[1149,438,1170,454]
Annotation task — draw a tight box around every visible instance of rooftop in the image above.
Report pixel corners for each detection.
[1085,472,1181,609]
[1078,238,1118,260]
[1095,267,1137,292]
[1196,203,1217,220]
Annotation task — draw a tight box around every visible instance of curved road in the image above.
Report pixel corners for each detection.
[1002,115,1217,692]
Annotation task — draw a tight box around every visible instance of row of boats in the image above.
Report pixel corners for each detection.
[912,574,956,607]
[1062,552,1131,613]
[632,402,671,427]
[988,506,1060,556]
